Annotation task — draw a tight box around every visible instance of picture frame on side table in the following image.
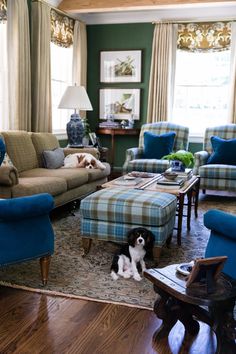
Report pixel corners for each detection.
[100,50,142,83]
[99,88,140,121]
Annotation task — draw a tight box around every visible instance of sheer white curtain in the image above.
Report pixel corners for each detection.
[229,22,236,124]
[7,0,31,130]
[147,23,177,123]
[31,1,52,132]
[0,22,8,130]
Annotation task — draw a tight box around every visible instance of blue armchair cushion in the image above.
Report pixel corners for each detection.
[207,136,236,165]
[204,209,236,279]
[0,138,6,166]
[143,131,176,159]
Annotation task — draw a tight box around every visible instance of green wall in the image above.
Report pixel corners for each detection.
[87,23,154,170]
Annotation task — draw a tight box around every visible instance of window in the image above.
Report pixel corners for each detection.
[0,22,8,130]
[172,49,231,138]
[50,42,73,134]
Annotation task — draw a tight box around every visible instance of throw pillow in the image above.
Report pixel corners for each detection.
[143,131,176,159]
[42,148,65,169]
[207,136,236,165]
[0,138,6,166]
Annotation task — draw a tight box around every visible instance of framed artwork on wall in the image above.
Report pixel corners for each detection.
[99,88,140,120]
[100,50,142,83]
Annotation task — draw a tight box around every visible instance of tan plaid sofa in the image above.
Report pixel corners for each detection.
[0,131,110,207]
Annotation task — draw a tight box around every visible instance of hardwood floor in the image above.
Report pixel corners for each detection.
[0,286,217,354]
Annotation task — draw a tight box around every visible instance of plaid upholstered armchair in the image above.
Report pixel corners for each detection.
[193,124,236,192]
[123,122,189,174]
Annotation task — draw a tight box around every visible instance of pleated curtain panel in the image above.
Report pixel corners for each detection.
[31,1,52,133]
[7,0,31,131]
[147,23,178,123]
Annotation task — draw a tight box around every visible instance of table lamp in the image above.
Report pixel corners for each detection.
[58,85,93,147]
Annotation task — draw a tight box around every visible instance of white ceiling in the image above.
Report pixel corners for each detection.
[44,1,236,24]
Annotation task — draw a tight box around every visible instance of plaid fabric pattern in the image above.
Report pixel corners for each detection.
[204,124,236,154]
[123,122,189,174]
[200,177,236,191]
[81,215,176,247]
[139,122,189,151]
[193,151,210,175]
[125,159,169,173]
[199,165,236,179]
[80,187,177,226]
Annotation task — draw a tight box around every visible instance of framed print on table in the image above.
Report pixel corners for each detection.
[100,50,142,83]
[99,88,140,120]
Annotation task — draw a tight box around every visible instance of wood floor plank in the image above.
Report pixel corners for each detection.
[0,286,218,354]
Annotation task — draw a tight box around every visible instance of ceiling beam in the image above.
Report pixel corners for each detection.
[58,0,235,14]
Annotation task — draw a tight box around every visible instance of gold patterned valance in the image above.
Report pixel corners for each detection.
[50,9,74,48]
[177,22,231,52]
[0,0,7,23]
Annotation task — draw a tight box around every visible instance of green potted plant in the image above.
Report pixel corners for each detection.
[82,118,91,146]
[162,150,195,168]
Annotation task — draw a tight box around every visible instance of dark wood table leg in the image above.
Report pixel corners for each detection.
[187,189,193,231]
[177,193,184,246]
[152,288,178,340]
[209,299,236,354]
[194,177,200,218]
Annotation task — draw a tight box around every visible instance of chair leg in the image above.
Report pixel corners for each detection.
[202,189,206,194]
[82,238,92,257]
[153,247,162,265]
[40,255,51,286]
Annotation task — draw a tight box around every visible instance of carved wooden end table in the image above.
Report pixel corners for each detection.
[144,265,236,354]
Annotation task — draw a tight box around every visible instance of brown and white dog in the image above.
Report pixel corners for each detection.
[63,153,106,170]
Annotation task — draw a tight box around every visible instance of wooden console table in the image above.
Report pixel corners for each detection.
[96,128,140,167]
[145,265,236,354]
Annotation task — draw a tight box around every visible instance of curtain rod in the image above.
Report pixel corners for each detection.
[152,18,236,24]
[31,0,82,22]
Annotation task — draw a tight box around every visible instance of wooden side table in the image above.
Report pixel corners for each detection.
[145,265,236,354]
[96,128,140,168]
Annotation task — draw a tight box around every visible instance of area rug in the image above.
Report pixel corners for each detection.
[0,193,236,310]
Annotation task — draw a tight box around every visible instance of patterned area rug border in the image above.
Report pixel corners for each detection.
[0,281,152,310]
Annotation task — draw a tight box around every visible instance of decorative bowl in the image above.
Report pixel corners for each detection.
[163,171,178,181]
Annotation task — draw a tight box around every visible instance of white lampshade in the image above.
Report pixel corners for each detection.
[58,85,93,111]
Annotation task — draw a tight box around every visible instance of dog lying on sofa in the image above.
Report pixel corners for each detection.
[63,153,106,170]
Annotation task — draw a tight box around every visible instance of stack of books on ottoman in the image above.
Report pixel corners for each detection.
[156,176,185,189]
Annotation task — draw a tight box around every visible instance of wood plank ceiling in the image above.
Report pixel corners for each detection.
[58,0,236,13]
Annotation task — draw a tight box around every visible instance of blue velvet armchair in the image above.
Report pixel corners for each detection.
[0,193,55,285]
[204,209,236,279]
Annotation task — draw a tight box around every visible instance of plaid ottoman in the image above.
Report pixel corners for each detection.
[80,187,177,262]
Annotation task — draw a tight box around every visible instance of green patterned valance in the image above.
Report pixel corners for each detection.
[50,9,74,48]
[177,22,231,52]
[0,0,7,23]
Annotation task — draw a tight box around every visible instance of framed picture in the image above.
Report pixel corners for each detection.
[100,50,142,83]
[99,88,140,120]
[186,256,228,288]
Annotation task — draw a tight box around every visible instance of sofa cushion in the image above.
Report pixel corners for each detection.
[42,148,65,169]
[31,132,60,167]
[207,136,236,165]
[2,131,38,172]
[199,164,236,180]
[12,177,67,197]
[20,168,89,190]
[143,131,176,159]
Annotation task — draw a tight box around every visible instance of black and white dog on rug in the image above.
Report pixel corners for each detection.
[110,227,154,281]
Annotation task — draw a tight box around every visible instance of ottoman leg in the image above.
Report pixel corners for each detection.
[153,247,162,264]
[82,238,92,257]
